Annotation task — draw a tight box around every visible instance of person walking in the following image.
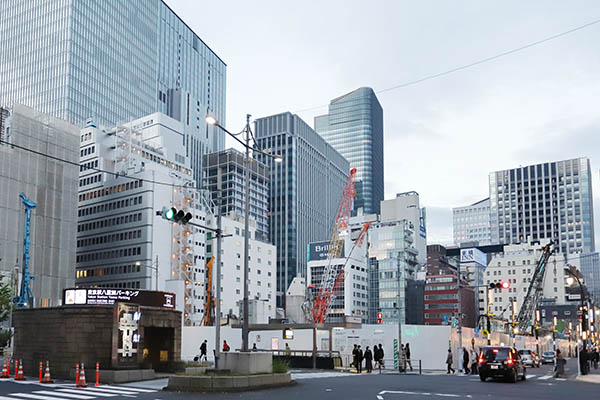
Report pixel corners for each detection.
[357,345,364,373]
[462,347,470,374]
[592,347,599,369]
[200,340,208,362]
[379,344,385,370]
[285,343,291,356]
[222,340,230,352]
[580,346,589,375]
[351,344,358,370]
[373,344,381,371]
[446,349,455,374]
[405,343,413,371]
[365,346,373,373]
[554,349,566,378]
[470,348,478,375]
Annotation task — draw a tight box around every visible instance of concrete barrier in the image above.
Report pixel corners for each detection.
[220,352,272,374]
[165,372,292,392]
[69,369,155,384]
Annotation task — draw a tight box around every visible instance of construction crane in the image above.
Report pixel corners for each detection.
[201,257,215,326]
[514,242,554,332]
[305,167,372,324]
[15,192,36,309]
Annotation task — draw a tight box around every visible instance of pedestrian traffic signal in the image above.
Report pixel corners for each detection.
[489,281,510,289]
[158,206,193,224]
[377,312,382,324]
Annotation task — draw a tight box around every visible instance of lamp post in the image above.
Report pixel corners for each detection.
[566,268,586,375]
[136,256,159,291]
[206,114,282,352]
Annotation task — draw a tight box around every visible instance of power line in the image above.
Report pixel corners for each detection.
[294,17,600,114]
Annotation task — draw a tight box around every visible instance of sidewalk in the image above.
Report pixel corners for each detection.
[576,361,600,384]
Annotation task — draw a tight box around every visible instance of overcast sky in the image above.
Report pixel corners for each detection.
[168,0,600,246]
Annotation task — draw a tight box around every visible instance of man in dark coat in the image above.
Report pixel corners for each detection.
[200,340,208,362]
[364,346,373,373]
[357,345,363,373]
[351,344,358,370]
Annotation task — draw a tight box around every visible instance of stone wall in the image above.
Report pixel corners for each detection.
[13,305,182,379]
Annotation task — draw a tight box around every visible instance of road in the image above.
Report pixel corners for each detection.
[0,362,596,400]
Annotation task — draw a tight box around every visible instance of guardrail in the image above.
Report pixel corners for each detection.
[342,355,422,374]
[243,349,342,358]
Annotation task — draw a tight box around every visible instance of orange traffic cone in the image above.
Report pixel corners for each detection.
[14,360,25,381]
[76,363,87,388]
[0,360,9,379]
[41,361,53,384]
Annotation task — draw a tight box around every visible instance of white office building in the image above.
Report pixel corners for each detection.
[453,198,492,246]
[380,192,426,267]
[484,242,577,318]
[306,230,369,324]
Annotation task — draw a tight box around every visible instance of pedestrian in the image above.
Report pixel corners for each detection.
[252,343,257,351]
[222,340,230,352]
[446,349,455,374]
[462,347,470,374]
[470,348,478,375]
[405,343,413,371]
[351,344,358,370]
[357,345,363,373]
[365,346,373,373]
[379,344,385,369]
[554,349,566,378]
[373,344,381,370]
[580,346,589,375]
[400,344,407,372]
[200,339,208,362]
[285,343,291,357]
[592,347,599,370]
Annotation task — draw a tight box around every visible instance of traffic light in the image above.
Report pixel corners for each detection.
[489,281,510,289]
[158,207,193,224]
[377,312,383,324]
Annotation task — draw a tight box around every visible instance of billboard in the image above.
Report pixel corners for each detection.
[460,247,487,267]
[63,288,175,309]
[307,240,345,261]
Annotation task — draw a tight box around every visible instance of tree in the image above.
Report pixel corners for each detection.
[0,278,13,347]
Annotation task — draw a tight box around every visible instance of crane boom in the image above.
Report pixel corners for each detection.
[15,192,36,309]
[515,242,553,332]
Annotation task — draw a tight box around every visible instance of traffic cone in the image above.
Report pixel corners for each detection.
[41,361,53,384]
[14,360,25,381]
[0,360,9,378]
[76,363,88,388]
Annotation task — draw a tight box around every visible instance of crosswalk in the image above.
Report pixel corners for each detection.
[291,371,360,380]
[0,384,157,400]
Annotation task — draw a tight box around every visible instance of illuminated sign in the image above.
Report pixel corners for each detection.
[63,288,175,309]
[460,248,487,267]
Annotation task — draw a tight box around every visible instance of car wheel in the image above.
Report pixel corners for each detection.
[511,370,518,383]
[479,374,486,382]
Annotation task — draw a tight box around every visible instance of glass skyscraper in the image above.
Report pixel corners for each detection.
[315,87,384,215]
[254,112,350,305]
[489,158,595,254]
[0,0,226,185]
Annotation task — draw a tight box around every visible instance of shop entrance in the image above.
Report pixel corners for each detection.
[143,327,174,372]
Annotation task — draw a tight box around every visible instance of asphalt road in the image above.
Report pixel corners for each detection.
[0,362,596,400]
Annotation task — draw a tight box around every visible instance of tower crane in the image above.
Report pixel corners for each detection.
[514,242,554,333]
[14,192,36,309]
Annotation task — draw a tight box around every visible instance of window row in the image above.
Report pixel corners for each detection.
[76,246,141,263]
[78,212,142,232]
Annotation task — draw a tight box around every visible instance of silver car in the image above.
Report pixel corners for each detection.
[518,349,540,368]
[541,351,555,364]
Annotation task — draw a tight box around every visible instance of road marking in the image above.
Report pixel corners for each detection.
[538,375,553,380]
[378,391,467,398]
[556,378,566,381]
[377,396,384,400]
[55,390,115,398]
[11,394,78,400]
[528,374,536,378]
[77,388,139,395]
[33,391,94,400]
[100,386,156,393]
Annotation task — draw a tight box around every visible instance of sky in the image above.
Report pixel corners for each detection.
[168,0,600,246]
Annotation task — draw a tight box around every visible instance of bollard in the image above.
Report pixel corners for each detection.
[95,362,99,386]
[76,363,79,386]
[39,361,43,383]
[7,358,10,377]
[14,360,18,379]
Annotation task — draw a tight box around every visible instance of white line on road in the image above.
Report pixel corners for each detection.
[11,394,79,400]
[378,391,467,398]
[538,375,553,380]
[55,390,115,398]
[76,388,139,395]
[99,387,155,393]
[377,396,383,400]
[33,391,95,400]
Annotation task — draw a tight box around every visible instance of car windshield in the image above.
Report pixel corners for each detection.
[543,352,555,356]
[484,348,510,362]
[518,350,531,355]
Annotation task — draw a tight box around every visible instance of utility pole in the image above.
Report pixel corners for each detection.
[457,269,462,373]
[242,114,251,353]
[155,255,159,291]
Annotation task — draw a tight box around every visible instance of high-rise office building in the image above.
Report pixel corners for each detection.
[315,87,384,215]
[0,0,226,186]
[380,192,427,267]
[0,104,80,307]
[254,112,350,304]
[489,158,595,254]
[203,149,270,242]
[452,198,492,246]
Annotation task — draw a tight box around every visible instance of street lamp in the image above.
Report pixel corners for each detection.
[136,257,159,291]
[205,113,282,352]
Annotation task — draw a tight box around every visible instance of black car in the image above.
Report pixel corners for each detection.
[478,346,526,383]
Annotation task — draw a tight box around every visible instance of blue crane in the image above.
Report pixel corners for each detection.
[15,192,36,308]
